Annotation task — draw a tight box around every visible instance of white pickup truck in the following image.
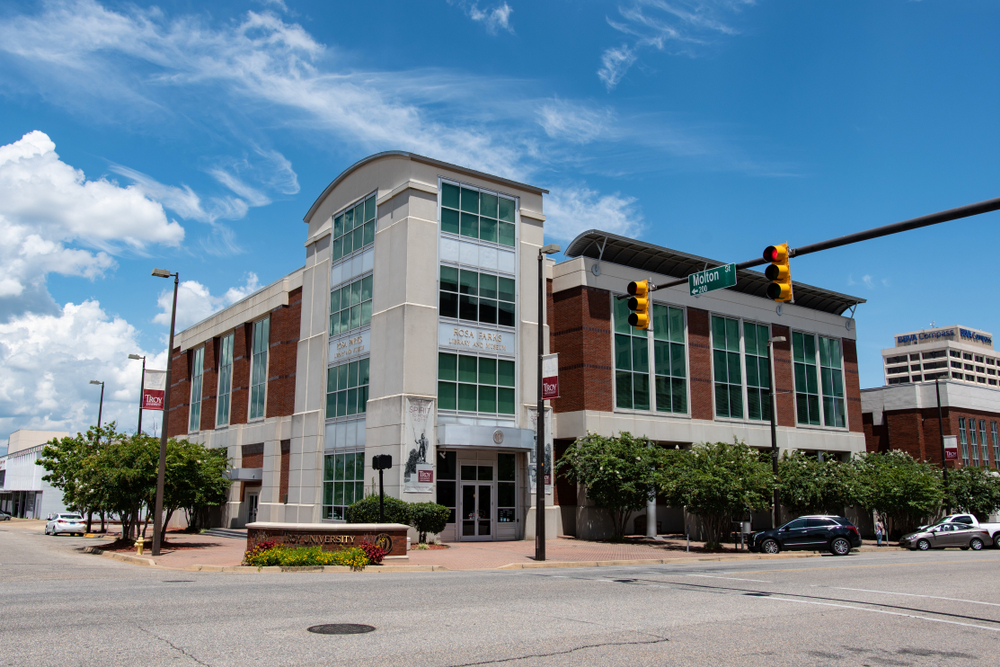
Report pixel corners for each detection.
[938,514,1000,548]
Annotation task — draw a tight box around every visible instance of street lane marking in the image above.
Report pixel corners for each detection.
[815,585,1000,608]
[757,595,1000,633]
[687,575,772,583]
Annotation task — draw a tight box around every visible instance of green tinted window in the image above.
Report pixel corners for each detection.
[439,352,516,415]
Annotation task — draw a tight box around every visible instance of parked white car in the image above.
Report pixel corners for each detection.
[44,513,86,536]
[936,513,1000,549]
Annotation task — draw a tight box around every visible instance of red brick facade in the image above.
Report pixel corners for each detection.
[165,287,302,438]
[687,308,715,421]
[865,406,1000,469]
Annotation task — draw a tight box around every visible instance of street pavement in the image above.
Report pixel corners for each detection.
[3,519,998,666]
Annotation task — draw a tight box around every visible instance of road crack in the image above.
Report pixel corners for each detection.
[136,623,211,666]
[445,637,670,666]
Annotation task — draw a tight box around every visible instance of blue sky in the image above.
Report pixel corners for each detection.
[2,0,999,449]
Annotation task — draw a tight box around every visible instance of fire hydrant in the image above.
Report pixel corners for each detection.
[136,536,145,556]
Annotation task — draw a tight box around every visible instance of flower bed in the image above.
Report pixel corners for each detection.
[242,539,381,570]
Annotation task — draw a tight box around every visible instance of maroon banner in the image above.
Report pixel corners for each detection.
[542,353,559,400]
[142,369,166,411]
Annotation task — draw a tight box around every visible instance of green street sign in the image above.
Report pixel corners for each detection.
[689,263,737,296]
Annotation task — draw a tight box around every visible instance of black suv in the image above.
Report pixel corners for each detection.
[749,515,862,556]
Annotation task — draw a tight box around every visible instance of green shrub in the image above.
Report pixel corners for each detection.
[242,543,370,571]
[345,494,411,524]
[409,502,450,543]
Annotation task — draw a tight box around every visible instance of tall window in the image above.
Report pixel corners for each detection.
[970,418,980,465]
[216,333,234,426]
[614,297,649,410]
[436,451,457,523]
[330,274,373,336]
[438,353,515,415]
[744,323,771,421]
[653,304,686,414]
[819,337,846,427]
[440,182,516,247]
[439,266,515,327]
[332,193,376,263]
[979,419,989,468]
[959,417,969,466]
[792,332,821,425]
[249,317,269,420]
[323,452,365,520]
[498,452,517,524]
[992,421,999,469]
[326,358,370,419]
[712,316,743,419]
[188,346,204,432]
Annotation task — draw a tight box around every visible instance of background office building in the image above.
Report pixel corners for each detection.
[882,325,997,386]
[0,430,71,519]
[166,152,868,541]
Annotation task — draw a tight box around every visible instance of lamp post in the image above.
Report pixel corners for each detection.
[767,335,786,529]
[151,268,179,556]
[535,243,561,562]
[89,380,105,430]
[936,378,951,513]
[128,354,146,434]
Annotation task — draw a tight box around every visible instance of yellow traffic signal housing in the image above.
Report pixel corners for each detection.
[627,280,650,330]
[763,244,793,302]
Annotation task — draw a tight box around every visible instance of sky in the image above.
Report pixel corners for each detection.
[2,0,999,451]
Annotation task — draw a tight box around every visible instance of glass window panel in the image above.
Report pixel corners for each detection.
[498,222,515,246]
[439,452,457,480]
[461,465,477,481]
[498,277,515,302]
[361,275,373,302]
[715,383,729,417]
[327,367,337,393]
[442,183,460,209]
[333,236,343,262]
[479,299,497,324]
[334,214,344,238]
[460,212,479,238]
[365,195,375,221]
[350,304,361,330]
[726,318,740,352]
[671,343,685,377]
[498,453,515,481]
[339,309,350,333]
[441,208,460,234]
[330,288,341,314]
[346,388,357,415]
[632,337,649,373]
[746,356,759,387]
[727,351,741,385]
[439,353,457,381]
[748,390,761,420]
[441,266,459,292]
[458,383,478,411]
[793,332,805,363]
[478,466,493,481]
[333,482,344,506]
[479,218,497,243]
[745,324,757,356]
[459,270,478,295]
[497,360,515,387]
[498,197,515,222]
[363,221,375,246]
[439,381,457,410]
[479,274,497,299]
[617,335,633,371]
[497,301,515,327]
[358,358,369,386]
[337,363,349,390]
[348,361,359,388]
[729,385,743,418]
[461,187,479,213]
[335,454,345,480]
[712,316,727,347]
[344,208,354,231]
[479,357,497,385]
[459,295,478,321]
[713,349,727,383]
[497,388,515,414]
[669,308,684,343]
[336,389,347,417]
[672,378,686,413]
[480,192,498,218]
[342,229,353,255]
[440,291,458,318]
[458,355,478,383]
[654,340,670,376]
[616,371,633,409]
[655,377,671,412]
[479,385,497,413]
[361,301,372,327]
[323,482,333,506]
[633,373,650,410]
[352,226,364,253]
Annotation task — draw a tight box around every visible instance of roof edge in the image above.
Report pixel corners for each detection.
[304,151,548,223]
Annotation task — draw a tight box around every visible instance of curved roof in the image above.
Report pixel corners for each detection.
[304,151,548,223]
[565,229,866,316]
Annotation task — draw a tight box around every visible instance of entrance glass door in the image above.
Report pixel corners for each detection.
[460,465,494,540]
[247,492,259,524]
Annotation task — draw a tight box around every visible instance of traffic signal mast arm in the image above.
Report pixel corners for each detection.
[616,193,1000,299]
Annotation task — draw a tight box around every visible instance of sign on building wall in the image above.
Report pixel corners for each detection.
[528,408,553,496]
[329,330,371,364]
[542,353,559,400]
[142,370,166,410]
[403,398,435,493]
[944,435,959,461]
[438,323,515,356]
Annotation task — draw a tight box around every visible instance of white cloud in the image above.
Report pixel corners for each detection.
[0,130,184,317]
[0,300,168,442]
[863,274,875,290]
[448,1,515,35]
[600,0,755,90]
[544,185,645,242]
[538,100,615,145]
[154,273,262,331]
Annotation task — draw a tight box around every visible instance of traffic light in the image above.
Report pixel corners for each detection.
[763,243,793,302]
[627,280,650,330]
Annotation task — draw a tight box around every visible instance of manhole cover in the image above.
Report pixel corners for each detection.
[307,624,375,635]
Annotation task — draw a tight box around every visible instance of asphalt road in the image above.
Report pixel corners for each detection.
[3,522,999,666]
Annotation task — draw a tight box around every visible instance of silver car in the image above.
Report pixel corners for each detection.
[44,513,86,536]
[899,522,989,551]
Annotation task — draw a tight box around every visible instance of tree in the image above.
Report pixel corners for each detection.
[945,466,1000,520]
[852,451,943,536]
[408,502,450,543]
[660,441,772,546]
[555,431,667,540]
[345,494,411,524]
[777,451,858,517]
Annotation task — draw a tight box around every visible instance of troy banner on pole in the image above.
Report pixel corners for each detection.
[542,353,559,400]
[142,369,167,411]
[943,435,959,461]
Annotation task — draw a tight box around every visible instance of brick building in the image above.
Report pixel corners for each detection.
[166,152,868,540]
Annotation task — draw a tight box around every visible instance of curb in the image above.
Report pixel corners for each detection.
[182,564,450,573]
[84,546,155,567]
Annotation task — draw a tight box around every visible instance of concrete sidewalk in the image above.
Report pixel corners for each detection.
[80,530,902,572]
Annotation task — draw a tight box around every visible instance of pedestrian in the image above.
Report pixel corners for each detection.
[875,518,885,547]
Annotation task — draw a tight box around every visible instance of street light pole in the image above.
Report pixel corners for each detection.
[535,244,560,562]
[151,269,179,556]
[936,378,951,513]
[129,354,146,434]
[89,380,105,430]
[767,336,786,529]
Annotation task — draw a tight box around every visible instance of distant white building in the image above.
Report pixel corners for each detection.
[0,430,70,519]
[883,325,997,387]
